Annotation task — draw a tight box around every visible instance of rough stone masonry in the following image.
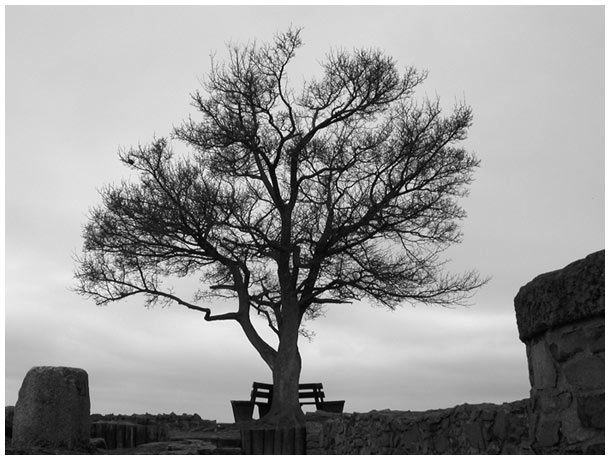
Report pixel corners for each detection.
[315,250,604,454]
[12,366,91,450]
[514,249,604,454]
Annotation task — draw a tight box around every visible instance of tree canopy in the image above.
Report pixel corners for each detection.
[75,29,484,417]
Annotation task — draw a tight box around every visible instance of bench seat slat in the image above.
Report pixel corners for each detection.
[252,382,273,390]
[298,383,323,390]
[251,389,272,396]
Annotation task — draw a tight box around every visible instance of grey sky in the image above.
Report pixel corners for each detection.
[5,6,604,422]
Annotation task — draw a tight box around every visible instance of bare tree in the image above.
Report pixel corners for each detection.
[75,28,485,427]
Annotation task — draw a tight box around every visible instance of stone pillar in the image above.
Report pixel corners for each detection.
[514,250,604,454]
[5,406,15,439]
[12,366,91,450]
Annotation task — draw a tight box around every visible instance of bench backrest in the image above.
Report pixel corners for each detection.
[250,382,325,405]
[298,383,325,404]
[250,382,273,404]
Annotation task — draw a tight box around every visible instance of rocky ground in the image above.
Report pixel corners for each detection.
[6,418,243,455]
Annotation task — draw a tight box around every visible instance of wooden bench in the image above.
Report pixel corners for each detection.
[231,382,345,421]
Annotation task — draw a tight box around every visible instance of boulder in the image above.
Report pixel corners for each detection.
[12,366,90,450]
[514,250,604,342]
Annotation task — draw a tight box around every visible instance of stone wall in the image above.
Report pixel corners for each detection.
[90,412,216,431]
[88,413,216,450]
[316,250,604,455]
[90,421,169,450]
[5,406,14,439]
[5,252,603,455]
[514,250,604,454]
[316,400,532,454]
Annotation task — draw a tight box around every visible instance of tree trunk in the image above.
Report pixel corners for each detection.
[241,338,306,454]
[261,301,305,428]
[242,300,306,454]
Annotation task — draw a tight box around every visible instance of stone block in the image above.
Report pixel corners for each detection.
[537,390,572,414]
[492,410,506,439]
[377,430,390,447]
[501,443,519,454]
[433,434,449,452]
[585,443,605,454]
[400,424,421,449]
[464,422,485,450]
[548,328,585,362]
[514,250,604,342]
[528,339,557,389]
[12,366,90,450]
[585,322,605,353]
[486,441,501,454]
[6,406,15,438]
[563,355,604,390]
[535,419,560,448]
[577,394,604,429]
[559,404,593,444]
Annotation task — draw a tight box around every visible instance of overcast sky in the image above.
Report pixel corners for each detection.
[5,6,604,423]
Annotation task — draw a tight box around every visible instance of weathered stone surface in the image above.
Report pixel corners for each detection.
[535,419,560,448]
[492,409,507,439]
[90,412,215,431]
[6,406,15,438]
[90,437,107,450]
[129,439,219,455]
[527,340,557,389]
[558,402,595,445]
[514,252,605,454]
[401,424,421,447]
[548,328,585,362]
[586,322,605,353]
[319,400,531,454]
[318,251,606,455]
[538,390,572,414]
[585,443,605,454]
[514,250,604,342]
[12,366,90,450]
[563,355,605,389]
[577,394,604,429]
[90,421,170,450]
[465,421,485,449]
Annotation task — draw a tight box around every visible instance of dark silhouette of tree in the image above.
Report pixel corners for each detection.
[75,28,485,427]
